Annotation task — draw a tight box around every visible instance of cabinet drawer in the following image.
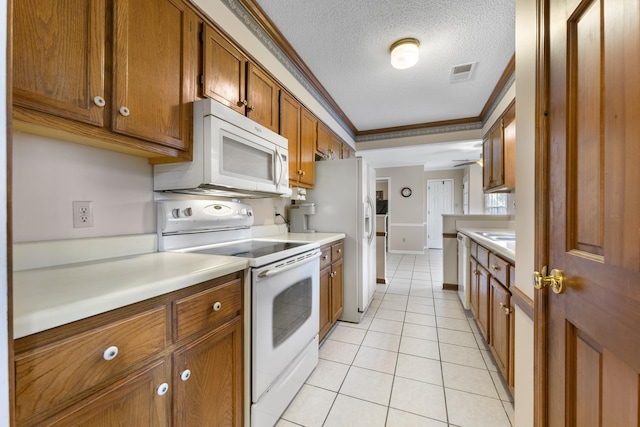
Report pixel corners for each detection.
[476,244,490,269]
[331,242,344,261]
[320,245,332,269]
[15,306,167,423]
[489,253,510,287]
[174,278,242,341]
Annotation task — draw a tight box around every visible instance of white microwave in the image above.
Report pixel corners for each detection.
[154,99,291,198]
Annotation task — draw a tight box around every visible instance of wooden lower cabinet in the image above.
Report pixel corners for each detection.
[44,359,170,426]
[319,240,344,341]
[14,272,244,427]
[173,317,243,427]
[467,241,515,394]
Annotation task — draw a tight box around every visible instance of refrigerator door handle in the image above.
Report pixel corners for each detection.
[365,195,375,245]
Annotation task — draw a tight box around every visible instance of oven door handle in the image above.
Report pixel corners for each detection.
[257,250,322,278]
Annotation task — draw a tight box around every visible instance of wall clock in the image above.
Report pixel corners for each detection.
[401,187,412,197]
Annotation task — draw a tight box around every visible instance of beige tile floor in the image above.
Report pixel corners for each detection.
[277,251,514,427]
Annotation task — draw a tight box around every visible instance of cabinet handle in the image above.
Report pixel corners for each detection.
[93,96,106,107]
[300,170,306,176]
[337,249,342,254]
[180,369,191,381]
[504,306,511,315]
[237,99,248,107]
[118,106,130,117]
[103,345,119,361]
[491,264,501,271]
[247,105,255,111]
[212,301,222,312]
[323,255,329,260]
[156,382,169,396]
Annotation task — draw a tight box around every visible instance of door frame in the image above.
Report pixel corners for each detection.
[425,178,454,249]
[534,0,551,424]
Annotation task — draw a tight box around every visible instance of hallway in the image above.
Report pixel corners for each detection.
[277,251,514,427]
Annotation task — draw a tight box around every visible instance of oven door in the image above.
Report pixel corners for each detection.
[251,250,320,402]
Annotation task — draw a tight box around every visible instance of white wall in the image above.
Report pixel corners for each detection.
[1,0,9,423]
[514,0,537,424]
[465,163,485,214]
[376,166,425,253]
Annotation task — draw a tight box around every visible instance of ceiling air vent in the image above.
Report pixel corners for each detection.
[450,62,477,83]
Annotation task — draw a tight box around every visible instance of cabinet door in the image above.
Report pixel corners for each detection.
[202,24,247,114]
[482,137,492,190]
[280,91,302,185]
[299,107,317,187]
[330,135,342,160]
[173,316,243,427]
[113,0,192,150]
[469,257,479,318]
[319,265,332,341]
[331,259,344,323]
[316,122,332,158]
[45,359,170,427]
[490,123,505,188]
[246,63,279,132]
[476,264,490,341]
[13,0,106,126]
[490,278,510,380]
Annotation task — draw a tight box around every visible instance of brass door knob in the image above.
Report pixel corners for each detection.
[533,267,565,294]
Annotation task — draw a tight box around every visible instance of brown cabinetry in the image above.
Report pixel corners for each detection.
[468,240,515,394]
[13,0,195,159]
[201,25,279,133]
[281,91,315,188]
[319,240,344,341]
[14,272,244,427]
[483,101,516,192]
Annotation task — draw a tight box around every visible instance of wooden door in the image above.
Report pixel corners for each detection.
[469,257,479,317]
[46,360,170,426]
[316,122,332,158]
[280,91,301,185]
[331,259,344,323]
[540,0,640,424]
[173,317,243,427]
[12,0,106,126]
[202,24,247,114]
[112,0,192,150]
[246,63,279,133]
[299,107,317,187]
[489,123,504,188]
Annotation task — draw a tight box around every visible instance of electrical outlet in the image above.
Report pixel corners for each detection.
[73,201,93,228]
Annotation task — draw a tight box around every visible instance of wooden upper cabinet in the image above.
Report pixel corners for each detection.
[201,25,279,132]
[112,0,192,150]
[246,63,280,133]
[299,107,316,187]
[12,0,195,158]
[316,122,332,159]
[483,101,516,192]
[281,91,314,188]
[13,0,107,126]
[202,24,247,115]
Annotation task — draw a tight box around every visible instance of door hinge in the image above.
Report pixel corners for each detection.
[199,74,204,86]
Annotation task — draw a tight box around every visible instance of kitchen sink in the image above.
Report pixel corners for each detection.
[480,232,516,241]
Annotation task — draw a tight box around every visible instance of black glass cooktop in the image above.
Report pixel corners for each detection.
[190,240,309,259]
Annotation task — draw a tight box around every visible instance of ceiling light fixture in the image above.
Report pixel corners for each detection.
[390,38,420,69]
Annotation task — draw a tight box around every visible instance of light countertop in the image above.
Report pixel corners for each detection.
[13,231,345,339]
[457,227,515,263]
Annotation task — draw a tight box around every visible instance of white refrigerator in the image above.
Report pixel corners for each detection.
[305,157,377,323]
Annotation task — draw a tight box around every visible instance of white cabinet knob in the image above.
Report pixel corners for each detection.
[93,96,106,107]
[157,382,169,396]
[119,106,130,117]
[103,345,119,361]
[212,301,222,312]
[180,369,191,381]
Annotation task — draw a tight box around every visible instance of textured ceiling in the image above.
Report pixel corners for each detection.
[251,0,515,170]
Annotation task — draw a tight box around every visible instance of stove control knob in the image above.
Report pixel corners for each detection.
[184,207,193,217]
[247,210,253,217]
[172,208,180,218]
[240,208,247,216]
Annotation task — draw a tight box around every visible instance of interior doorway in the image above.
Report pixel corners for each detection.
[426,179,454,249]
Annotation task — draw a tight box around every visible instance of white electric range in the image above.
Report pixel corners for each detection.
[157,199,320,427]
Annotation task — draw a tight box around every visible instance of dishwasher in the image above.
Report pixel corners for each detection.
[457,233,471,309]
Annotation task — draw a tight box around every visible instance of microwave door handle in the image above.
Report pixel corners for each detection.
[274,147,283,186]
